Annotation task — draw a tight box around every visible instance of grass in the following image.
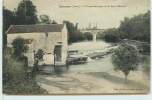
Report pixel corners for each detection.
[3,50,48,95]
[3,79,48,95]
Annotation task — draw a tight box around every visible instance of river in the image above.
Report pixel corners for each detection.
[68,41,114,73]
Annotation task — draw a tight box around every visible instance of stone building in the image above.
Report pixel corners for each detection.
[6,24,68,67]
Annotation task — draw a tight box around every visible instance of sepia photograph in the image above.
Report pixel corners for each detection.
[2,0,150,95]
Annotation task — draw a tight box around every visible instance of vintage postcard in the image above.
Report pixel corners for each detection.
[3,0,150,95]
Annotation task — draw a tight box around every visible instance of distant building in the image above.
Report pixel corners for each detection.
[6,24,68,67]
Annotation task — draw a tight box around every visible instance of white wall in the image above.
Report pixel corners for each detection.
[61,24,68,64]
[7,29,68,66]
[7,32,62,53]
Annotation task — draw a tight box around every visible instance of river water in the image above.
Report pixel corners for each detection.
[40,41,115,73]
[69,55,114,73]
[68,41,114,73]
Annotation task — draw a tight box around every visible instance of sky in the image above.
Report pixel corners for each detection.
[3,0,150,29]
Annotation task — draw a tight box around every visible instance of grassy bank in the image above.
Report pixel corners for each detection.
[3,79,48,95]
[3,51,48,95]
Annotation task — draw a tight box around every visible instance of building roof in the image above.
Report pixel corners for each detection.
[6,24,65,34]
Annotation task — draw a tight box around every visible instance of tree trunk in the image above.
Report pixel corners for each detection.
[124,75,128,84]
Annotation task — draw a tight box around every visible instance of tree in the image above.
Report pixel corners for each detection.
[119,11,150,43]
[39,15,51,24]
[112,44,140,83]
[63,21,84,43]
[39,15,58,24]
[83,32,92,41]
[97,28,123,43]
[15,0,38,25]
[3,7,16,47]
[52,20,57,24]
[98,11,150,43]
[12,37,29,58]
[3,0,39,48]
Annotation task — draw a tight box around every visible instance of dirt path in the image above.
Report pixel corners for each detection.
[36,70,149,94]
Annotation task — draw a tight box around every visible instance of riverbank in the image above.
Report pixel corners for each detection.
[36,41,150,94]
[36,54,150,94]
[36,69,149,94]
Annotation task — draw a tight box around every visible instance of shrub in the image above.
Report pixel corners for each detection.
[12,37,29,58]
[141,55,150,76]
[104,33,120,43]
[35,49,44,61]
[3,52,27,82]
[3,50,48,95]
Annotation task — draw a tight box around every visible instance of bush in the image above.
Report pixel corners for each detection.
[104,33,120,43]
[3,49,48,95]
[98,28,121,43]
[12,37,29,58]
[141,55,150,76]
[3,79,48,95]
[83,32,93,41]
[35,49,44,61]
[3,52,27,82]
[141,44,150,54]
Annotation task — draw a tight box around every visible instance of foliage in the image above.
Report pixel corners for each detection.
[15,0,38,25]
[3,7,16,47]
[35,49,44,61]
[141,55,150,76]
[3,0,38,48]
[31,49,44,77]
[119,11,150,43]
[141,43,150,55]
[100,28,121,43]
[3,51,27,83]
[3,79,48,95]
[39,15,57,24]
[39,15,51,24]
[12,37,29,58]
[98,11,150,44]
[83,32,93,41]
[112,43,140,82]
[97,28,127,43]
[64,21,85,43]
[3,49,48,95]
[52,20,57,24]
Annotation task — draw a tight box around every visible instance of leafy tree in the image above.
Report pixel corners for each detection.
[39,15,58,24]
[15,0,38,25]
[3,7,16,47]
[63,21,84,43]
[39,15,51,24]
[119,11,150,43]
[112,44,140,83]
[99,11,150,44]
[52,20,57,24]
[3,0,38,47]
[83,32,92,41]
[98,28,122,43]
[12,37,29,58]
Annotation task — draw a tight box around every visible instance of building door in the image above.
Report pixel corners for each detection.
[54,45,62,61]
